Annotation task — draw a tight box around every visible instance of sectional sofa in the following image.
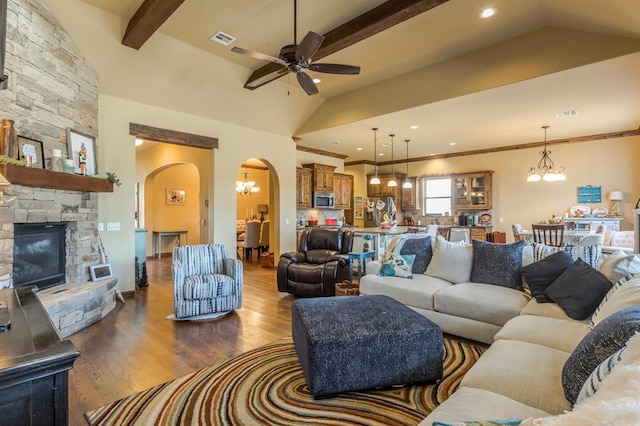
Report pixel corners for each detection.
[359,234,640,424]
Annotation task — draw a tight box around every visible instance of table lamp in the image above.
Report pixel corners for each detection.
[258,204,269,222]
[608,191,623,216]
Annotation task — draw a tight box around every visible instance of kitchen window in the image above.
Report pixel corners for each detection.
[422,177,452,216]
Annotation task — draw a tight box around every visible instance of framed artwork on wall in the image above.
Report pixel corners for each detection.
[166,188,186,205]
[354,195,364,219]
[67,128,97,175]
[17,135,44,169]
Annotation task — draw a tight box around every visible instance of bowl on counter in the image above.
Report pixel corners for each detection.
[308,220,318,226]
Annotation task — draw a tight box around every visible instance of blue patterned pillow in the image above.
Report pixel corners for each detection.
[379,253,415,279]
[432,419,522,426]
[471,240,525,289]
[562,306,640,406]
[399,236,432,274]
[533,243,601,269]
[575,345,626,405]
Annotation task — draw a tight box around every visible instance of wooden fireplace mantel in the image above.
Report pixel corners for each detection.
[0,164,114,192]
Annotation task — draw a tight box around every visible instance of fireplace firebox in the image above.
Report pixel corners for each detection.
[13,223,66,290]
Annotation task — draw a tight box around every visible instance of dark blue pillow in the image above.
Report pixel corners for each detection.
[562,306,640,406]
[520,251,575,303]
[400,236,432,274]
[471,240,525,289]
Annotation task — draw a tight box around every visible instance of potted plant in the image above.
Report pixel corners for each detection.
[362,233,373,252]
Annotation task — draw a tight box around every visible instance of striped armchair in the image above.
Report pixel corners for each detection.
[172,244,243,319]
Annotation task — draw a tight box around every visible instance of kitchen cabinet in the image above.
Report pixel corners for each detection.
[451,171,493,210]
[401,177,419,211]
[296,167,312,209]
[333,173,353,209]
[366,173,405,202]
[302,163,336,192]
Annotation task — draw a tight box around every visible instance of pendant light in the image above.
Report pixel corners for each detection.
[387,134,397,187]
[369,128,381,184]
[526,125,566,182]
[402,139,412,189]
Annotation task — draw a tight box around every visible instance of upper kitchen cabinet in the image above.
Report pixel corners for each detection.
[401,177,419,211]
[451,171,493,210]
[366,173,405,201]
[296,167,313,209]
[302,163,336,192]
[333,173,353,209]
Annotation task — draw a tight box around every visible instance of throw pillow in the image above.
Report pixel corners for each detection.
[425,236,473,284]
[379,253,415,279]
[399,236,432,274]
[471,239,525,289]
[520,251,574,303]
[590,274,640,328]
[598,251,640,283]
[544,259,612,320]
[562,306,640,406]
[432,420,522,426]
[575,345,626,405]
[532,243,602,269]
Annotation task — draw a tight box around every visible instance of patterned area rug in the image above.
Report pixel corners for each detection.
[85,336,485,425]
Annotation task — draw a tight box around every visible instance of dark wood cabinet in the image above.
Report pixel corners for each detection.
[451,171,493,210]
[296,167,312,208]
[401,177,419,211]
[0,286,79,426]
[302,163,336,192]
[366,173,405,202]
[333,173,353,209]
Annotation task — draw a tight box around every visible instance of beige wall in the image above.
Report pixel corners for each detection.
[348,136,640,239]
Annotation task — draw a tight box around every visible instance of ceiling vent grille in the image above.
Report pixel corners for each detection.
[555,110,579,118]
[210,31,235,46]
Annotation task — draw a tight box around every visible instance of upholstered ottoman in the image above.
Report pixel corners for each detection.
[292,295,443,398]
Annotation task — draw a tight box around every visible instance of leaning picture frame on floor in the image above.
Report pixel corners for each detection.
[90,263,113,281]
[67,128,97,175]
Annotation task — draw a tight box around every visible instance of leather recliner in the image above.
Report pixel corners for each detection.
[277,228,354,297]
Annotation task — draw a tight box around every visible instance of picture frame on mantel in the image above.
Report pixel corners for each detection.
[17,135,45,169]
[67,128,97,175]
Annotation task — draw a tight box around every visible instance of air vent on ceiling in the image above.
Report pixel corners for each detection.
[210,31,236,46]
[555,110,579,118]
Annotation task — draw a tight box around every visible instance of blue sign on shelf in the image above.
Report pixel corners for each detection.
[577,185,601,204]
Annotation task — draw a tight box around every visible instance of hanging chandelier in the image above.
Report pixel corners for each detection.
[236,169,260,196]
[402,139,412,189]
[369,128,381,184]
[526,125,566,182]
[387,134,397,187]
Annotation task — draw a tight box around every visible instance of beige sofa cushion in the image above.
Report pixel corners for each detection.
[494,315,590,353]
[461,340,571,414]
[419,387,550,425]
[434,283,530,327]
[359,273,451,311]
[520,299,591,324]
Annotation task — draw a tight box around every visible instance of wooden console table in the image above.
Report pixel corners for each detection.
[0,286,79,425]
[153,230,189,258]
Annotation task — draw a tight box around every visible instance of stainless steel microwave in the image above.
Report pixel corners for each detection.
[313,192,335,209]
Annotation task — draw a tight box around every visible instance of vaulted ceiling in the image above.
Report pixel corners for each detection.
[72,0,640,162]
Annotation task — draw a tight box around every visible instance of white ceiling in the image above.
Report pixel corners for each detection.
[80,0,640,162]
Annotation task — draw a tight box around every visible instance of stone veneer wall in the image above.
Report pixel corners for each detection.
[0,0,101,283]
[0,184,99,283]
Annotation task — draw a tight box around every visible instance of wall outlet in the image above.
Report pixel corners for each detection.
[499,217,504,223]
[106,222,120,231]
[97,222,104,231]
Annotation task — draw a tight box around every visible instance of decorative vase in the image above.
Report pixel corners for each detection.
[0,118,19,159]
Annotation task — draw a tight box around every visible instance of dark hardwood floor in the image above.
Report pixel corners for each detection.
[67,256,295,425]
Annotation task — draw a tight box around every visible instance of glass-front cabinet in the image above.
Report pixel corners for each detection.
[451,171,493,210]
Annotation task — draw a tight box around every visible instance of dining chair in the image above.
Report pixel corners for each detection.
[436,226,451,241]
[237,220,261,261]
[258,220,270,256]
[531,224,565,247]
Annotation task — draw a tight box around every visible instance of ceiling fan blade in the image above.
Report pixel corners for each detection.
[295,31,324,64]
[231,46,287,66]
[308,63,361,75]
[245,67,289,88]
[297,72,318,96]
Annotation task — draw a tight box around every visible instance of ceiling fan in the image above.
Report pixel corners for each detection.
[230,0,361,96]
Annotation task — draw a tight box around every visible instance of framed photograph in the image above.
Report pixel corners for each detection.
[166,188,186,205]
[17,135,45,169]
[67,128,97,175]
[90,263,113,281]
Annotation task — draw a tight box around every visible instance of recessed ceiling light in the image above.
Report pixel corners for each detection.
[356,147,363,151]
[449,142,456,146]
[410,125,419,129]
[312,78,321,84]
[430,153,436,156]
[479,7,497,19]
[135,138,144,146]
[378,153,384,156]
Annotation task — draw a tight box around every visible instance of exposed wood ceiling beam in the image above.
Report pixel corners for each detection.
[122,0,186,50]
[130,123,218,149]
[245,0,450,90]
[344,128,640,166]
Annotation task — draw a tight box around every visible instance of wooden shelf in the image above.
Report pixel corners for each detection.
[0,164,114,192]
